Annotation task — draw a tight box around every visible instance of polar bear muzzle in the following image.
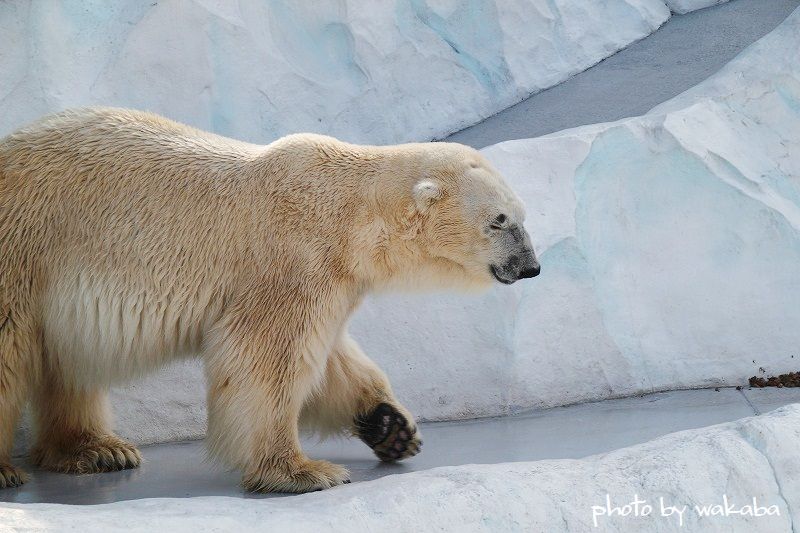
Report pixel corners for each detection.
[489,224,540,284]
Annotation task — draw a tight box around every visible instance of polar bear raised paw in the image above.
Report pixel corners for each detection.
[356,403,422,462]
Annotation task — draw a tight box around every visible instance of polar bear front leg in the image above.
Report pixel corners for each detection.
[31,377,141,474]
[204,299,350,493]
[302,334,422,461]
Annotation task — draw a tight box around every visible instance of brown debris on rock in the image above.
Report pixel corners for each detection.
[749,372,800,388]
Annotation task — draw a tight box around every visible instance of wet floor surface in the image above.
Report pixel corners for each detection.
[2,387,798,504]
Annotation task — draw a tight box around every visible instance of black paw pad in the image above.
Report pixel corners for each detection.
[355,403,422,462]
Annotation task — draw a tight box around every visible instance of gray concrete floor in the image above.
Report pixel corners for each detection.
[445,0,800,148]
[2,387,798,505]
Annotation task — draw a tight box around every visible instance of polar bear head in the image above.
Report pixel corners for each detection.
[369,142,540,290]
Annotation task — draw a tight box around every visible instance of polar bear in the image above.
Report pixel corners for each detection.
[0,108,539,492]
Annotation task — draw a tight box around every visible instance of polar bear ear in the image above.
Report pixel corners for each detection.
[413,180,442,212]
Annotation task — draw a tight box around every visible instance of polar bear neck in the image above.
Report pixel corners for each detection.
[249,134,447,292]
[267,138,471,293]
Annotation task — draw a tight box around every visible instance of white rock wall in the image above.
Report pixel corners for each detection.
[4,405,799,532]
[360,6,800,420]
[0,0,670,145]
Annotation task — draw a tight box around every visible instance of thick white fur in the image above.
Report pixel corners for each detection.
[0,107,526,492]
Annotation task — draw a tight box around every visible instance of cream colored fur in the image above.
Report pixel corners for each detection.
[0,107,527,492]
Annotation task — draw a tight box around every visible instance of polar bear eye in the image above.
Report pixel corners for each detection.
[490,214,507,230]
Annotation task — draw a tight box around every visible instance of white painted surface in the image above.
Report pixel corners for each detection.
[0,0,668,144]
[3,405,798,531]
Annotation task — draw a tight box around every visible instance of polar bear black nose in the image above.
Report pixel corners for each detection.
[519,263,540,279]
